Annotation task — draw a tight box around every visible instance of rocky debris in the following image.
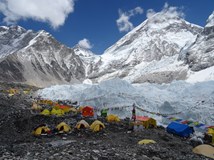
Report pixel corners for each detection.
[0,82,211,160]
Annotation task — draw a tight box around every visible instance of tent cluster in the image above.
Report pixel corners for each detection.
[31,99,79,116]
[1,88,32,96]
[32,120,106,136]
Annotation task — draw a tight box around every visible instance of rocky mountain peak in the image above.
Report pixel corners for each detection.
[205,11,214,28]
[73,44,96,58]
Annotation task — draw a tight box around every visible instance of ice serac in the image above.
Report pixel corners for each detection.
[0,26,86,87]
[184,11,214,72]
[89,10,203,83]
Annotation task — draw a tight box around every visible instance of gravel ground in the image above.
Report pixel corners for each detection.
[0,82,211,160]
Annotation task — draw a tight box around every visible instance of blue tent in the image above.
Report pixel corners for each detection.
[166,122,193,137]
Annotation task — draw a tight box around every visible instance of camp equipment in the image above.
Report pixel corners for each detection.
[32,125,51,136]
[90,120,105,132]
[82,106,94,117]
[136,116,157,129]
[193,144,214,159]
[207,127,214,144]
[75,120,90,129]
[138,139,156,145]
[166,122,194,137]
[101,108,108,117]
[106,114,120,123]
[56,122,71,133]
[51,108,65,116]
[40,109,50,116]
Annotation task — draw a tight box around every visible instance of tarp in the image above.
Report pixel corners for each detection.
[106,114,120,123]
[75,120,90,129]
[90,120,105,132]
[138,139,156,145]
[56,122,71,133]
[193,144,214,159]
[166,122,193,137]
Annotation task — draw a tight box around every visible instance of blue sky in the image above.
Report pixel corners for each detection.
[0,0,213,54]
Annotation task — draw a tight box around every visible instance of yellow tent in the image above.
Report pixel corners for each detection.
[78,106,84,112]
[193,144,214,159]
[50,108,64,116]
[106,114,120,123]
[208,128,214,144]
[138,139,156,145]
[8,88,19,94]
[90,120,105,132]
[56,122,71,133]
[32,126,51,136]
[70,107,77,113]
[136,116,157,129]
[31,102,42,111]
[76,120,90,129]
[40,109,50,116]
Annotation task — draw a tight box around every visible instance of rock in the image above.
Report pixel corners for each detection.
[152,156,161,160]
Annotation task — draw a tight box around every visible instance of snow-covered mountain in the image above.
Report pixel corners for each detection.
[1,10,214,87]
[0,26,93,87]
[181,11,214,72]
[88,9,204,83]
[73,45,100,76]
[0,26,37,59]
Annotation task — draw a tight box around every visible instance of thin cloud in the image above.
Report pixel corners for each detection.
[78,38,93,49]
[0,0,75,29]
[116,6,144,32]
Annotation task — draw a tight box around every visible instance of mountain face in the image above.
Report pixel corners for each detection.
[0,26,36,59]
[88,11,203,83]
[181,12,214,71]
[0,10,214,87]
[0,26,89,87]
[73,45,100,76]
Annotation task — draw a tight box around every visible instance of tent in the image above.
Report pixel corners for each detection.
[138,139,156,145]
[207,128,214,144]
[32,125,51,136]
[40,109,50,116]
[31,102,42,111]
[193,144,214,159]
[82,106,94,117]
[101,108,108,117]
[136,116,157,129]
[106,114,120,123]
[58,105,71,113]
[90,120,105,132]
[50,108,65,116]
[75,120,90,129]
[56,122,71,133]
[166,122,193,137]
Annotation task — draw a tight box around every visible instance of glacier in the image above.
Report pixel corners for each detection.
[37,78,214,126]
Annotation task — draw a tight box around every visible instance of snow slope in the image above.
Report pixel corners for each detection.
[89,7,202,84]
[187,66,214,83]
[37,78,214,126]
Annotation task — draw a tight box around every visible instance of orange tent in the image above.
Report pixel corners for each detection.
[59,105,71,113]
[136,116,157,129]
[82,106,94,117]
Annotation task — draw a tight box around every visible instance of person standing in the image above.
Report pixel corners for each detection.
[132,103,136,121]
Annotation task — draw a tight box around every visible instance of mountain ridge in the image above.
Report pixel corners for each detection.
[0,10,214,87]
